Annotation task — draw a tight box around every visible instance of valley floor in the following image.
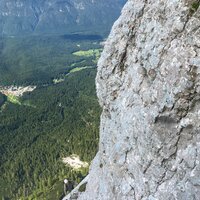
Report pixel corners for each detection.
[0,34,103,200]
[0,85,36,97]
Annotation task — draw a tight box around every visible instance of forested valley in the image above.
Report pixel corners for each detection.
[0,35,102,200]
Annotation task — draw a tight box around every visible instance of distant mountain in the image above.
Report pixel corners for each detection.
[0,0,126,36]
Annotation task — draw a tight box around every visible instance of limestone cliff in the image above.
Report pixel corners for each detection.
[65,0,200,199]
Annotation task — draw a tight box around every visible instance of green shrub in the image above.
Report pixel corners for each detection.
[78,183,87,192]
[190,1,200,15]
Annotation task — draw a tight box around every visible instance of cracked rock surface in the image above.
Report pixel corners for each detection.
[77,0,200,199]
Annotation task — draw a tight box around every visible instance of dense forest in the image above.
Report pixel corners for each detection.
[0,68,101,200]
[0,92,6,107]
[0,34,103,199]
[0,35,102,86]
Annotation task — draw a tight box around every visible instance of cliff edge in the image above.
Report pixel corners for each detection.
[67,0,200,199]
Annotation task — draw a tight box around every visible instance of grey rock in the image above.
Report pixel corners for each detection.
[69,0,200,199]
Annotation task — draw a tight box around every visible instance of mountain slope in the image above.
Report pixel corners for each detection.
[69,0,200,199]
[0,0,126,36]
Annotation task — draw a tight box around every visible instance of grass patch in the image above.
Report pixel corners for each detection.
[69,66,93,73]
[3,95,35,107]
[73,49,97,57]
[7,94,21,105]
[72,49,102,63]
[53,78,65,84]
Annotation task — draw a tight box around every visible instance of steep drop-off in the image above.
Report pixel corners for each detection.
[71,0,200,199]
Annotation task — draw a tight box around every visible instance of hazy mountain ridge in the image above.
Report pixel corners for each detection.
[0,0,126,36]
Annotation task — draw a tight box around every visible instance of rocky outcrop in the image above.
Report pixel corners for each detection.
[63,176,89,200]
[74,0,200,199]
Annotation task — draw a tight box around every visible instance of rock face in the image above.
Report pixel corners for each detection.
[0,0,126,36]
[78,0,200,199]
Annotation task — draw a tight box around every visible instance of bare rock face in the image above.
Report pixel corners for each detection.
[78,0,200,199]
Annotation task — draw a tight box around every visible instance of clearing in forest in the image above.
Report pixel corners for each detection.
[62,155,89,170]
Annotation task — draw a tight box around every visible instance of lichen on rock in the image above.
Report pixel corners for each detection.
[65,0,200,199]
